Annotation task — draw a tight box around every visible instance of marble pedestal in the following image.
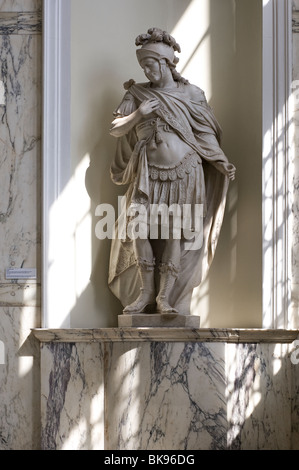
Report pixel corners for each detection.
[32,328,299,450]
[118,313,201,328]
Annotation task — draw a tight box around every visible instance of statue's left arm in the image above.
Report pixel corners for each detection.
[186,84,236,181]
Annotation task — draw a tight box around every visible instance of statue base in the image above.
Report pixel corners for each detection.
[118,313,200,328]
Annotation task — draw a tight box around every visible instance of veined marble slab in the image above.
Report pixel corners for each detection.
[0,282,40,306]
[226,343,295,450]
[0,11,41,35]
[39,338,299,450]
[105,342,227,450]
[0,0,41,12]
[0,0,41,452]
[0,28,41,305]
[41,342,105,450]
[0,306,40,449]
[32,328,299,344]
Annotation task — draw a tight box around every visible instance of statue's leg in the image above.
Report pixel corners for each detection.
[156,239,180,314]
[156,261,179,314]
[123,239,156,314]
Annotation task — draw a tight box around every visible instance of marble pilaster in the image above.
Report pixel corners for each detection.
[0,0,42,450]
[0,13,42,297]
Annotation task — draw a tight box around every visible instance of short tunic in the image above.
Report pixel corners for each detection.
[131,117,206,232]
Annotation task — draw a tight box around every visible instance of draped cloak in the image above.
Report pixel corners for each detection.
[108,81,234,315]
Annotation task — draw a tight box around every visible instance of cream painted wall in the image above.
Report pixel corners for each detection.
[71,0,262,328]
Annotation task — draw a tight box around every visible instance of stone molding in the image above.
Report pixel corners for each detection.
[32,327,299,344]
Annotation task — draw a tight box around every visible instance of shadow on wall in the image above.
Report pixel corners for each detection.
[70,76,124,328]
[192,0,263,328]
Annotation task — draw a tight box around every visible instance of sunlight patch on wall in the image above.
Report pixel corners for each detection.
[74,156,92,300]
[171,0,211,99]
[48,154,91,327]
[18,357,33,378]
[190,279,209,322]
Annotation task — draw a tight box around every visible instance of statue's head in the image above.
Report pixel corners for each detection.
[135,28,189,85]
[136,42,177,68]
[135,28,180,68]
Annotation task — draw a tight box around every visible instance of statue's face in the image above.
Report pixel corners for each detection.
[140,57,162,84]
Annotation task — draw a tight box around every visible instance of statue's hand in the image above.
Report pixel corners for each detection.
[138,99,160,117]
[226,164,236,181]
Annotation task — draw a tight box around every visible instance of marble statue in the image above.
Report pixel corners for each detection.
[108,28,236,317]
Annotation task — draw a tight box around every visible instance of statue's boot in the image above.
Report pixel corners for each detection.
[156,262,179,315]
[123,258,156,314]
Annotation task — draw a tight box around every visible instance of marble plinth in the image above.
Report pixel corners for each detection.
[32,328,299,450]
[118,313,200,328]
[32,328,299,344]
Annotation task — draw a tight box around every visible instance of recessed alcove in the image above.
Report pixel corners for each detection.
[43,0,277,330]
[39,0,299,450]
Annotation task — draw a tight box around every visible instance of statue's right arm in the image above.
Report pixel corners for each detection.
[109,108,143,138]
[110,99,160,138]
